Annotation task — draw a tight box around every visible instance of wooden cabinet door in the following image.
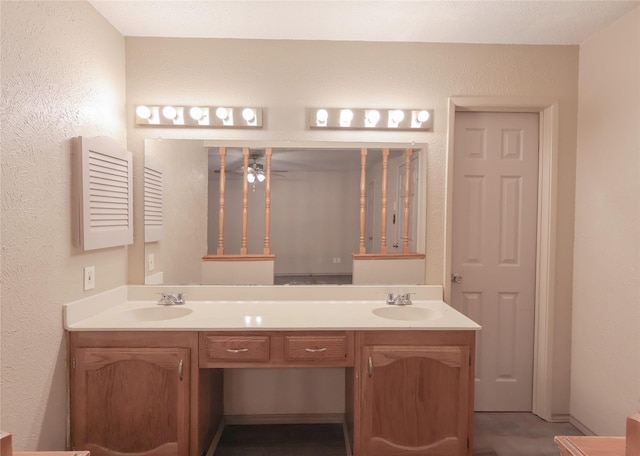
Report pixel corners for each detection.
[360,345,471,456]
[71,347,190,456]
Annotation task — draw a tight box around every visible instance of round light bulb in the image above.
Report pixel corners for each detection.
[242,108,256,122]
[391,110,405,123]
[316,109,329,123]
[417,110,430,122]
[162,106,177,120]
[366,110,380,125]
[189,107,204,120]
[340,109,354,125]
[216,107,229,120]
[136,105,152,119]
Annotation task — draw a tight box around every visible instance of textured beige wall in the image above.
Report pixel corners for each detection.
[126,37,579,416]
[571,7,640,435]
[0,1,126,450]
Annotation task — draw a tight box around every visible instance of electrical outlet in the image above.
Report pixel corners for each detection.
[84,266,95,291]
[337,257,341,264]
[148,254,155,271]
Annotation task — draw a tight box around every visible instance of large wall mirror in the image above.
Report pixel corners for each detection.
[144,139,427,286]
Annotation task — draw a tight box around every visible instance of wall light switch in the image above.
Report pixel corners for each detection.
[84,266,95,291]
[148,254,155,272]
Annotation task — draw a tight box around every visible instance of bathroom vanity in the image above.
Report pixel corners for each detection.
[64,286,480,456]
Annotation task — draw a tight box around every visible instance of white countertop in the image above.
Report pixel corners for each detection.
[63,285,481,331]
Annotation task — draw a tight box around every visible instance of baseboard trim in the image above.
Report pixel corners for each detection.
[569,416,596,436]
[223,413,345,425]
[549,413,571,423]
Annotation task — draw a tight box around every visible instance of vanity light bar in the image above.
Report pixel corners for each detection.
[135,105,263,128]
[307,108,433,131]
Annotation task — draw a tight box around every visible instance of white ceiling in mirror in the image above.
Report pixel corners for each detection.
[207,147,373,174]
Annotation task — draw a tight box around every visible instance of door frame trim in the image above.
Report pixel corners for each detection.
[444,97,559,421]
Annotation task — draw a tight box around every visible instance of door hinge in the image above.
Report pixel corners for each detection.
[72,357,76,369]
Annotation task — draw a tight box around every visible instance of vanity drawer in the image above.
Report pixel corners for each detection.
[284,334,350,362]
[201,334,269,365]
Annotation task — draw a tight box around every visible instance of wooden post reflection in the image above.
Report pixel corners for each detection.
[217,147,226,255]
[263,147,272,255]
[359,148,368,254]
[403,148,412,254]
[379,148,389,254]
[240,147,249,255]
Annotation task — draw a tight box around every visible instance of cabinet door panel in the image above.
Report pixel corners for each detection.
[361,345,470,456]
[72,348,190,456]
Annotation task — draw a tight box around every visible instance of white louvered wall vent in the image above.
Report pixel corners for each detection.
[144,155,163,243]
[73,136,133,251]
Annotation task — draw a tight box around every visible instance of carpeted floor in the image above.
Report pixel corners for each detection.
[474,412,583,456]
[213,413,583,455]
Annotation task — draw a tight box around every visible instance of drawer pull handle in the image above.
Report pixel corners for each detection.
[368,356,373,377]
[305,347,327,353]
[178,359,183,381]
[226,348,249,353]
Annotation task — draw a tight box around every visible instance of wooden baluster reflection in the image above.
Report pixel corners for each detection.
[403,148,412,254]
[217,147,226,255]
[264,147,272,255]
[240,147,249,255]
[380,148,389,254]
[359,147,368,254]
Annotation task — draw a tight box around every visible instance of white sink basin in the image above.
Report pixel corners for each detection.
[372,306,442,321]
[120,306,193,322]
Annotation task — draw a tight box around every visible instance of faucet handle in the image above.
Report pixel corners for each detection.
[399,292,414,305]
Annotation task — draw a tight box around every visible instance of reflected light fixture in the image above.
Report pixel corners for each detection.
[247,163,266,184]
[135,105,263,128]
[307,107,433,131]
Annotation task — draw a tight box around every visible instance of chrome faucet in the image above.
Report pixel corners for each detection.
[386,292,413,306]
[157,292,186,306]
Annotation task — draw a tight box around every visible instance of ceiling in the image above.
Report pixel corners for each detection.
[89,0,638,45]
[207,147,402,174]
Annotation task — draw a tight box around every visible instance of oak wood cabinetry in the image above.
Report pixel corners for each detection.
[199,331,354,368]
[352,331,475,456]
[68,332,220,456]
[69,329,474,456]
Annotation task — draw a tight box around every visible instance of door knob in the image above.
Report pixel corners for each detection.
[451,274,463,284]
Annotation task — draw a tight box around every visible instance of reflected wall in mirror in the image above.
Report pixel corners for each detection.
[144,140,426,286]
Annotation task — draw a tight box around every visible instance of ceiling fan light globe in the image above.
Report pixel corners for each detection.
[257,173,266,183]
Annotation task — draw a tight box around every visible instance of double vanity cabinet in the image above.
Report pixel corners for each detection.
[65,289,479,456]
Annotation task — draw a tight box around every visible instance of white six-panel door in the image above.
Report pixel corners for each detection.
[452,112,539,411]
